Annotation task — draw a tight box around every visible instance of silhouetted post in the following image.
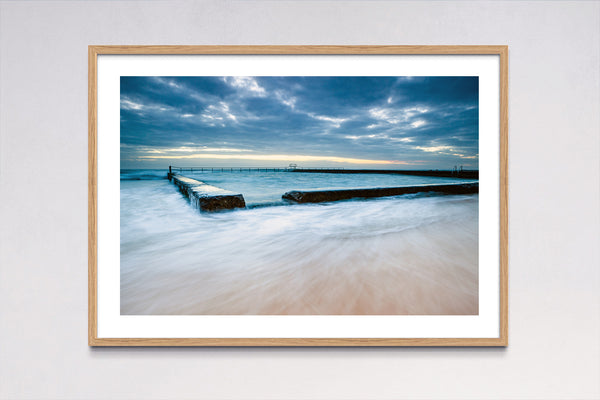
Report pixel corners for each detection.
[169,165,172,174]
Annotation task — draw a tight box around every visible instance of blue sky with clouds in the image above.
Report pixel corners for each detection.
[120,76,478,169]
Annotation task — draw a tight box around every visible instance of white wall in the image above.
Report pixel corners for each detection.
[0,1,598,399]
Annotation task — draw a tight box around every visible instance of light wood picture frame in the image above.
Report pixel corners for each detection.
[89,45,508,346]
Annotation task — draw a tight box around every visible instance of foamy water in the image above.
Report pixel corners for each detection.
[120,170,478,315]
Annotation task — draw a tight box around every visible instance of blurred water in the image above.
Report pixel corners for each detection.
[122,169,476,205]
[120,170,479,315]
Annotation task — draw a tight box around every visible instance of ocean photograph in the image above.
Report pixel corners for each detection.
[120,76,479,315]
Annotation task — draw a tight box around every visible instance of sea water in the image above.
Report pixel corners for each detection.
[120,169,479,315]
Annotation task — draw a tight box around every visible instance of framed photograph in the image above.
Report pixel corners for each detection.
[89,45,508,346]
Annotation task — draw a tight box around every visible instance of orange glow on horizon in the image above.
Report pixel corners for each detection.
[137,153,410,165]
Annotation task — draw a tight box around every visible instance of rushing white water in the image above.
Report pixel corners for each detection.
[120,170,478,315]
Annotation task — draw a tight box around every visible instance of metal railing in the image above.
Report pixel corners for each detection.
[168,166,345,173]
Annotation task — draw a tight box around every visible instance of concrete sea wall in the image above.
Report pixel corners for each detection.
[168,173,246,211]
[282,183,478,203]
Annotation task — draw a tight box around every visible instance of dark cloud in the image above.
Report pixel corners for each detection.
[120,76,478,169]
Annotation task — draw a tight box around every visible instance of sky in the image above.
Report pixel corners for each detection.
[120,76,478,170]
